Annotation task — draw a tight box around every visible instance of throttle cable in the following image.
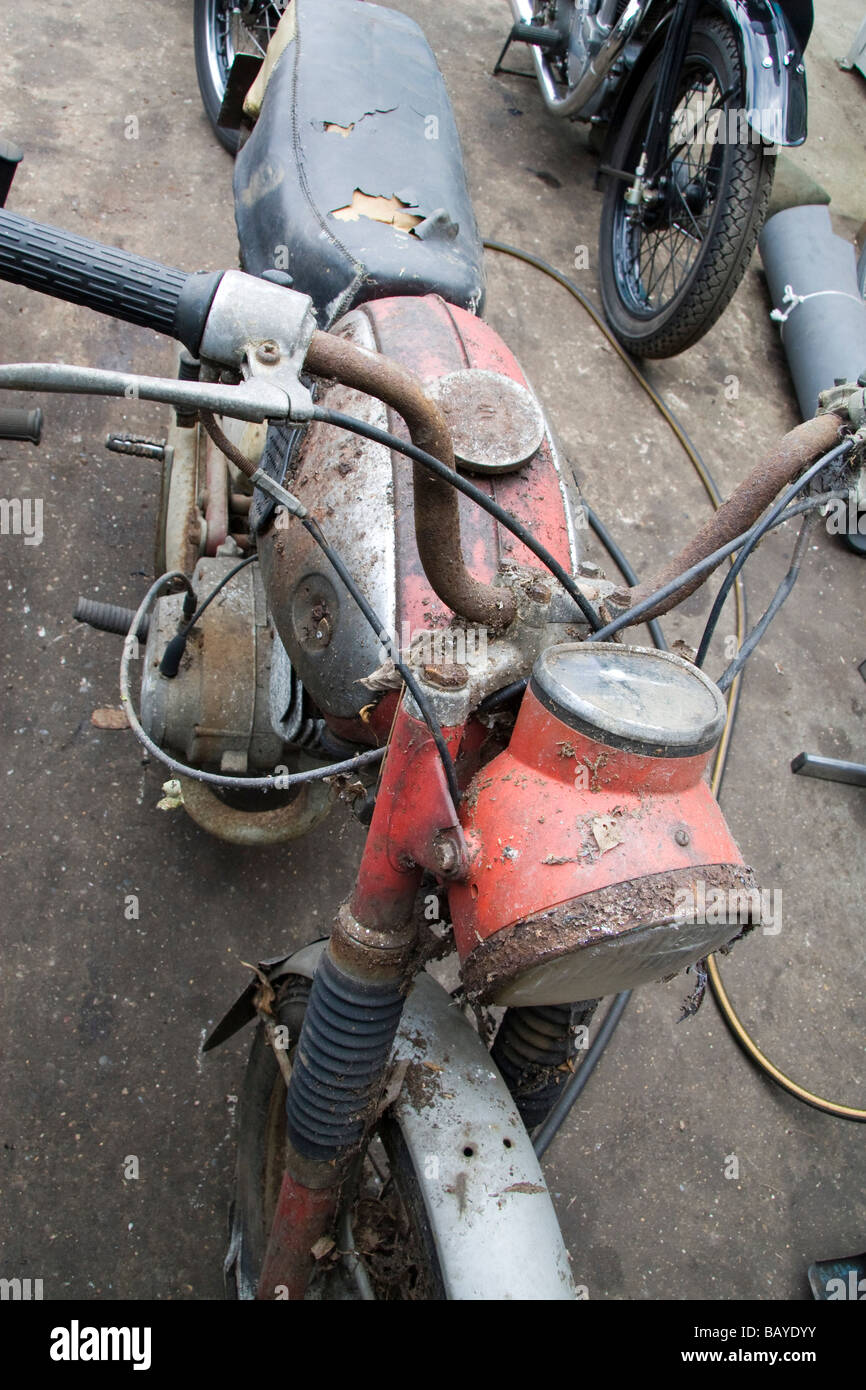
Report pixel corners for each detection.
[694,439,854,669]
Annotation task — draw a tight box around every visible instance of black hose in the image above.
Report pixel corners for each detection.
[716,512,817,693]
[584,502,667,650]
[477,678,528,714]
[694,440,853,668]
[300,515,460,808]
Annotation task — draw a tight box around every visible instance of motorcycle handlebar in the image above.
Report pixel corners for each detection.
[0,211,855,633]
[618,411,849,623]
[0,208,223,356]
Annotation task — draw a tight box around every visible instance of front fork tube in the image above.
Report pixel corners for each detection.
[630,0,699,206]
[257,698,465,1300]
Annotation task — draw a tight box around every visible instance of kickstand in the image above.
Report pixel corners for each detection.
[493,30,536,79]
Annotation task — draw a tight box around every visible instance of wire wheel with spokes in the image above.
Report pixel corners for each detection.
[193,0,288,154]
[598,18,775,358]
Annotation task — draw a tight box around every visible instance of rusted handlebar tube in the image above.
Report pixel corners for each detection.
[305,329,516,631]
[617,413,849,624]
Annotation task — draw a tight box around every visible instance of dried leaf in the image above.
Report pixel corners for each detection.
[156,779,184,812]
[357,659,402,692]
[376,1058,410,1117]
[91,706,129,730]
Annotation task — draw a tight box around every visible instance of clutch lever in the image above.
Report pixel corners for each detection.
[0,362,306,424]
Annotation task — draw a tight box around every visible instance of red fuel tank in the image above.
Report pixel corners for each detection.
[258,294,584,743]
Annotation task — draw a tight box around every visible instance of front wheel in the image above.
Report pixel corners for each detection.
[598,18,776,358]
[225,971,446,1301]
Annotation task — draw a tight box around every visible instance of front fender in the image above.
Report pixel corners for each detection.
[222,941,577,1300]
[708,1,809,145]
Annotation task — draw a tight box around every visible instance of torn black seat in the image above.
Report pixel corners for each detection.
[233,0,486,327]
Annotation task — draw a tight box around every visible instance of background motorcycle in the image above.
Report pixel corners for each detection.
[194,0,288,154]
[496,0,813,356]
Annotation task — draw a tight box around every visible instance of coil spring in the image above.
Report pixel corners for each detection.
[289,717,328,753]
[491,1000,599,1130]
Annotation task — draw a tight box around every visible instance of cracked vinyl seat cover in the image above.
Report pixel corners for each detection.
[233,0,486,326]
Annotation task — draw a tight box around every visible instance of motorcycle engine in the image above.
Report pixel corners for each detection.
[562,0,621,87]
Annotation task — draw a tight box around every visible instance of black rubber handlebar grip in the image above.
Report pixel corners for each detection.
[0,406,42,443]
[0,209,223,355]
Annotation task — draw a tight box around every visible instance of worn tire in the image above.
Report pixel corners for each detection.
[193,0,241,155]
[598,17,776,358]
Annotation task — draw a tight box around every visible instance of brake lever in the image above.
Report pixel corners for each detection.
[0,361,311,423]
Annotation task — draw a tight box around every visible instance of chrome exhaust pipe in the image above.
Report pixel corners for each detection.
[504,0,646,118]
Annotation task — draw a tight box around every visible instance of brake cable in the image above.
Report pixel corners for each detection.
[695,440,854,669]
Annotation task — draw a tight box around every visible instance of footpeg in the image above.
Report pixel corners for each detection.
[507,22,563,51]
[105,433,166,460]
[74,596,150,640]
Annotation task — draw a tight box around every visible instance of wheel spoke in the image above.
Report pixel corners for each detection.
[670,221,702,246]
[650,75,724,182]
[639,227,663,303]
[644,238,674,304]
[672,183,705,242]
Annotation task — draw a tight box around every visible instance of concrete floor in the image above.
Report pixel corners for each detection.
[0,0,863,1301]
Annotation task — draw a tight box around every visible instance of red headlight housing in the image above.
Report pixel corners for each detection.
[450,644,757,1005]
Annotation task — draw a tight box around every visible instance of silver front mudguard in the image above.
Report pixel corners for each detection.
[285,942,576,1301]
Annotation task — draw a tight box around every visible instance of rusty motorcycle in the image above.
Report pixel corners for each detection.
[0,0,859,1299]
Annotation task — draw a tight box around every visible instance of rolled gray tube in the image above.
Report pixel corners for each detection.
[759,204,866,420]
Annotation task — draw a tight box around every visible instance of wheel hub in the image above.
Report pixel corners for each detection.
[671,157,709,216]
